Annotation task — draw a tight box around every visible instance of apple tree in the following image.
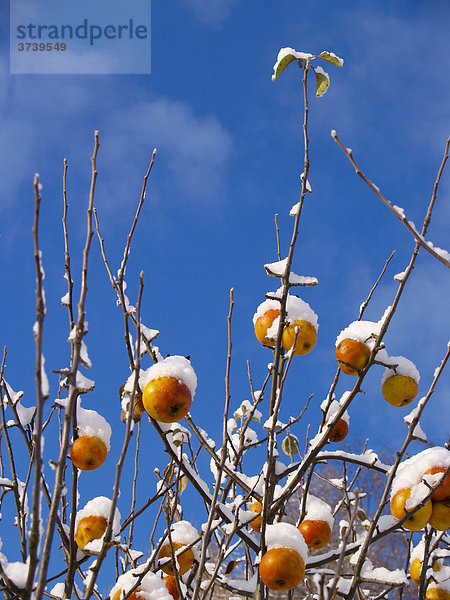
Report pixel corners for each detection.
[0,47,449,600]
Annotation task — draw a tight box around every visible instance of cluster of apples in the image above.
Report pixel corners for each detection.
[69,356,197,478]
[247,498,333,591]
[109,521,198,600]
[390,447,450,533]
[335,320,420,408]
[253,293,319,356]
[409,539,449,600]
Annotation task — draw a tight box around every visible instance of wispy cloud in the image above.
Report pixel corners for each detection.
[0,63,233,222]
[181,0,238,26]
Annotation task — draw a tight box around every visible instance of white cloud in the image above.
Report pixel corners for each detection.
[0,62,232,217]
[181,0,238,26]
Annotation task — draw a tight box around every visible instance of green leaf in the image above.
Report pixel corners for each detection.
[314,66,330,97]
[272,53,298,81]
[319,51,344,67]
[272,48,313,81]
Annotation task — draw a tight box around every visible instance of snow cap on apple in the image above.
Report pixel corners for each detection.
[139,356,197,398]
[265,522,308,563]
[110,567,172,600]
[335,320,381,350]
[164,520,200,560]
[381,356,420,385]
[253,298,282,326]
[76,405,112,450]
[303,494,334,529]
[284,294,318,331]
[56,398,112,450]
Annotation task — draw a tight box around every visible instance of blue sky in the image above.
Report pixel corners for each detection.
[0,0,449,592]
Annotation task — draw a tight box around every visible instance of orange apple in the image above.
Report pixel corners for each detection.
[426,586,450,600]
[281,320,317,356]
[259,547,305,591]
[163,575,180,600]
[328,419,349,443]
[298,519,331,549]
[428,500,450,531]
[158,541,194,576]
[70,435,107,471]
[248,501,262,532]
[75,515,108,551]
[382,374,418,407]
[424,467,450,501]
[254,309,280,346]
[143,377,192,423]
[336,339,370,375]
[390,488,433,531]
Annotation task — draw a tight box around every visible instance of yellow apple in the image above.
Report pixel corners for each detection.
[298,519,331,549]
[75,515,108,551]
[281,320,317,356]
[382,374,418,407]
[248,501,262,532]
[428,500,450,531]
[259,547,305,591]
[158,541,194,576]
[254,309,280,346]
[143,377,192,423]
[426,586,450,600]
[390,488,432,531]
[70,435,107,471]
[410,557,441,586]
[335,338,370,375]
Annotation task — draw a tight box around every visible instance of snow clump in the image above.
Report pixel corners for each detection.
[139,356,197,397]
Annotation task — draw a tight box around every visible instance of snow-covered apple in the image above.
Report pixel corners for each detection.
[424,467,450,501]
[390,488,432,531]
[281,319,317,356]
[298,519,331,549]
[75,515,107,551]
[248,501,262,532]
[110,569,171,600]
[158,541,194,576]
[382,374,418,407]
[381,357,420,407]
[70,435,107,471]
[140,356,197,424]
[335,338,370,375]
[259,547,305,591]
[143,377,192,423]
[426,585,450,600]
[410,557,441,586]
[254,308,280,346]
